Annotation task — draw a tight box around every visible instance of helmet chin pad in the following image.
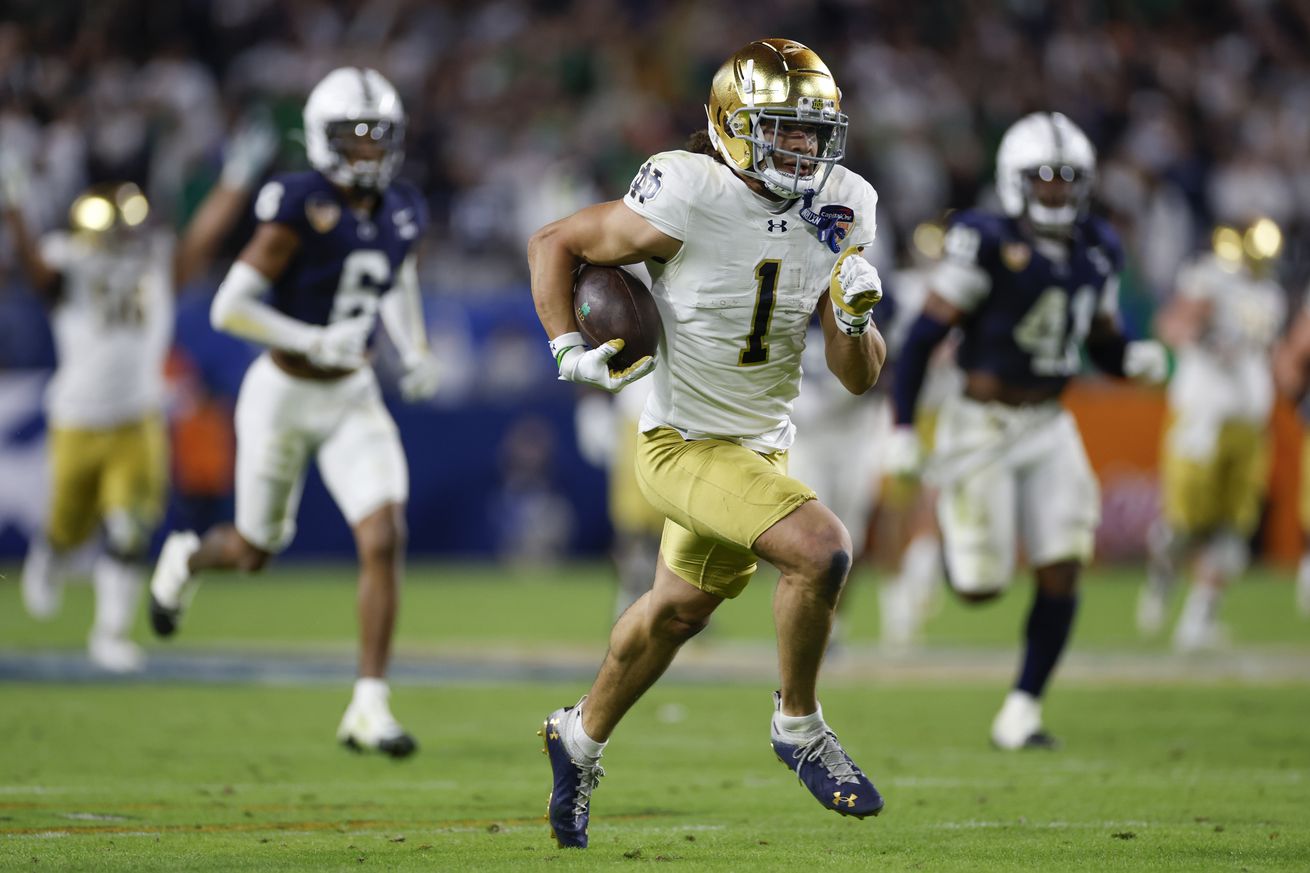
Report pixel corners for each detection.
[1026,201,1080,233]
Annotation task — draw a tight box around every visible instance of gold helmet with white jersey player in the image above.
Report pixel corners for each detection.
[528,38,888,848]
[1140,217,1289,649]
[2,120,278,673]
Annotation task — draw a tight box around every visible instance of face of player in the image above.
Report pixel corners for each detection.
[326,119,398,191]
[757,117,821,177]
[1027,165,1080,210]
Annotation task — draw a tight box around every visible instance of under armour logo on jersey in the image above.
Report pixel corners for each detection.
[629,162,663,204]
[767,219,788,233]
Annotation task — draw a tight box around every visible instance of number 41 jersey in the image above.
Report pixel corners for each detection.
[252,171,428,325]
[623,150,880,453]
[933,209,1124,393]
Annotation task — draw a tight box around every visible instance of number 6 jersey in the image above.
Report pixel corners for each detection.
[252,171,428,326]
[623,150,879,452]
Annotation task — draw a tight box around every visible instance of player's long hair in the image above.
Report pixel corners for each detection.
[685,130,725,164]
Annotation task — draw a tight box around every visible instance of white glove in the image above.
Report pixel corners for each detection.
[306,315,374,370]
[399,352,440,402]
[1124,340,1170,384]
[549,331,655,393]
[220,117,280,190]
[830,247,883,336]
[883,425,923,479]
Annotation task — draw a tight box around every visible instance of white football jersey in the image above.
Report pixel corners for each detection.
[1168,253,1285,423]
[624,150,879,452]
[41,230,174,428]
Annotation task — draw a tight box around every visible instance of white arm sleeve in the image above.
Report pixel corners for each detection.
[932,223,992,313]
[379,254,429,367]
[210,260,319,353]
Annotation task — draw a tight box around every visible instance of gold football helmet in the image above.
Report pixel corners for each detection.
[706,38,848,199]
[68,182,150,235]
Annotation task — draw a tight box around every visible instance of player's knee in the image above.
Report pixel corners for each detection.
[233,537,271,573]
[356,514,405,566]
[654,610,710,643]
[1035,560,1081,597]
[103,511,150,563]
[792,526,853,604]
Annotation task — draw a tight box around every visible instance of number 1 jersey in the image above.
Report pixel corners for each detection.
[623,150,879,452]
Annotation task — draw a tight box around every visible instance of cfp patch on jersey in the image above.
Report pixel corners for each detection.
[799,192,854,253]
[1001,242,1031,272]
[305,196,341,234]
[628,162,663,204]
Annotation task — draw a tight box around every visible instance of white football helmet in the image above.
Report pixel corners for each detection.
[304,67,405,191]
[996,112,1096,234]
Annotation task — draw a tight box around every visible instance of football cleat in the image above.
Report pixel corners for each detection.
[148,531,201,638]
[337,700,417,759]
[87,632,146,674]
[770,693,884,819]
[991,690,1058,751]
[539,704,604,848]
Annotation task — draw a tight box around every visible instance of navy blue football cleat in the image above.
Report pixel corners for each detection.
[770,693,884,819]
[539,704,604,848]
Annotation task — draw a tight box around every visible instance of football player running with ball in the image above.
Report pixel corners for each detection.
[528,39,887,848]
[148,68,439,757]
[887,112,1169,750]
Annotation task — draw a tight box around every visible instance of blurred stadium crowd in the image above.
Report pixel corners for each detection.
[2,0,1308,301]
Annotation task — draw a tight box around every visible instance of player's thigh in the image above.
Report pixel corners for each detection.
[635,427,814,597]
[610,414,664,537]
[233,356,314,553]
[45,426,106,550]
[936,457,1018,595]
[98,415,169,530]
[1160,415,1225,534]
[1019,412,1099,567]
[1218,420,1269,535]
[317,385,408,526]
[635,427,813,548]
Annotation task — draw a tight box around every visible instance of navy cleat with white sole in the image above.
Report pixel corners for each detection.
[538,703,603,848]
[770,693,884,819]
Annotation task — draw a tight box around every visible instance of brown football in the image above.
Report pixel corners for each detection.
[572,265,662,371]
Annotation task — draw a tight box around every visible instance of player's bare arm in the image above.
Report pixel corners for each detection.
[1,202,62,302]
[1154,294,1211,348]
[817,291,885,394]
[173,187,264,289]
[528,199,681,339]
[238,221,302,281]
[1274,311,1310,401]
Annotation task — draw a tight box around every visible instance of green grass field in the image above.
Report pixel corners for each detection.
[1,562,1307,871]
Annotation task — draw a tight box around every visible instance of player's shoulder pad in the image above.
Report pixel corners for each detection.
[252,171,334,227]
[1079,214,1125,271]
[626,150,714,204]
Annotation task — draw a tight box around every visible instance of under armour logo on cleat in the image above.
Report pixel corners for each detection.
[833,792,858,808]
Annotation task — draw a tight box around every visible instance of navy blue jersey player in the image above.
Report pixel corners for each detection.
[888,112,1168,749]
[148,67,440,758]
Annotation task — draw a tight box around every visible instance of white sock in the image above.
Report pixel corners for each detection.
[564,698,607,761]
[353,677,390,709]
[773,704,826,740]
[92,555,143,639]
